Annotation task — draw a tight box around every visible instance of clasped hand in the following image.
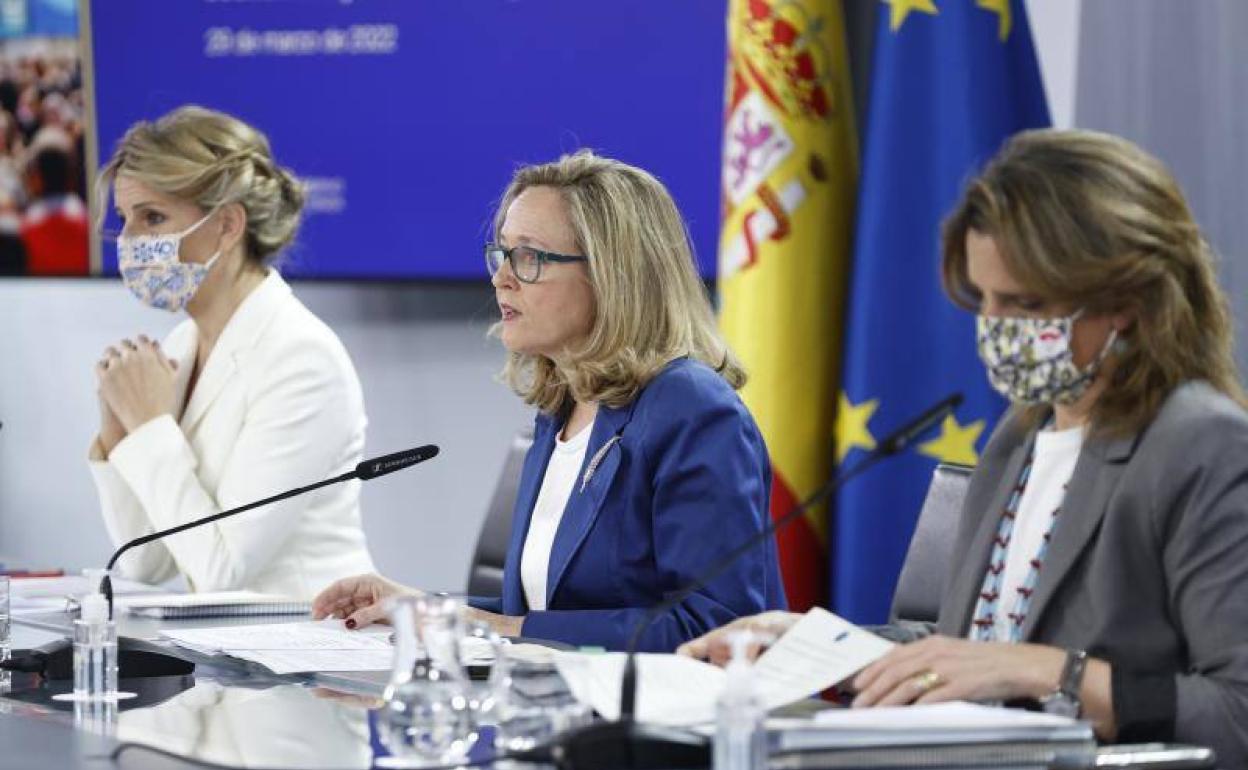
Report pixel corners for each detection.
[96,335,178,452]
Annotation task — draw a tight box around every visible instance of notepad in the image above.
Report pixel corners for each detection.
[115,591,311,620]
[762,703,1095,768]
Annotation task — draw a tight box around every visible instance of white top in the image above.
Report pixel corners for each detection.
[989,424,1084,641]
[88,272,376,599]
[520,418,594,611]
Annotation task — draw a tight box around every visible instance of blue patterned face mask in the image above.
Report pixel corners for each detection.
[118,211,220,312]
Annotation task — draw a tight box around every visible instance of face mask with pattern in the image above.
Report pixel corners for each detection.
[976,308,1118,405]
[117,211,220,312]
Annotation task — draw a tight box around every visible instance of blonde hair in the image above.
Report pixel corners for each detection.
[494,150,745,414]
[942,128,1244,436]
[95,105,304,264]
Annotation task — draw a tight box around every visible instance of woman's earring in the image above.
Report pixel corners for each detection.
[1111,334,1131,355]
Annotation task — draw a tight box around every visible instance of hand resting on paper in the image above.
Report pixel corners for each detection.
[312,573,525,637]
[676,610,802,665]
[311,573,413,628]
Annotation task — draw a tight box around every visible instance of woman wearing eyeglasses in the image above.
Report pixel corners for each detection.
[313,150,786,651]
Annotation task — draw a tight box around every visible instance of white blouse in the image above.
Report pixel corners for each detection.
[987,424,1084,641]
[519,418,594,611]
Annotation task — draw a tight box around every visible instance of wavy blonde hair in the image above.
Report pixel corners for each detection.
[942,129,1244,436]
[95,105,304,264]
[494,150,744,414]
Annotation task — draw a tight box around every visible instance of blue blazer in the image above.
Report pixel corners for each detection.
[473,358,786,651]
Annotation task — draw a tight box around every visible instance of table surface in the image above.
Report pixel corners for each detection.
[1,613,434,770]
[2,615,1218,770]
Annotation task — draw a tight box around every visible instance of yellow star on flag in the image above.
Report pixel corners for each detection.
[918,415,985,466]
[835,393,878,463]
[976,0,1012,40]
[883,0,939,33]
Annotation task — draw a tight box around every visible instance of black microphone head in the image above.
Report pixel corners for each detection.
[356,445,440,481]
[878,392,965,456]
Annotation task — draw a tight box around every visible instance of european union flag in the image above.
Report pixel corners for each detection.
[831,0,1049,623]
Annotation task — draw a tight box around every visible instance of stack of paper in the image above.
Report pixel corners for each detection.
[786,702,1089,748]
[552,607,893,725]
[160,619,502,675]
[160,620,394,674]
[766,703,1095,769]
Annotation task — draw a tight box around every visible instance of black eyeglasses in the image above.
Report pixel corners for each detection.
[484,242,587,284]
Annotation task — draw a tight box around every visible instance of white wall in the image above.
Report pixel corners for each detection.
[1072,0,1248,374]
[0,278,530,591]
[1025,0,1081,129]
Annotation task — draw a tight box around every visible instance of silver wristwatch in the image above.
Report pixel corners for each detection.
[1041,648,1088,718]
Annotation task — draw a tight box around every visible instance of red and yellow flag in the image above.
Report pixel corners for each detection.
[718,0,857,611]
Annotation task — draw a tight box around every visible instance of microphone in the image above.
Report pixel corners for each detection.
[356,445,441,480]
[521,394,963,770]
[101,444,440,614]
[1,445,438,681]
[878,393,963,455]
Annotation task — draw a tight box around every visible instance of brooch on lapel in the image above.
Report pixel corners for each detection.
[580,434,622,493]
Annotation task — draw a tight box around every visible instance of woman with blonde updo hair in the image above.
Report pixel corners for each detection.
[88,105,375,598]
[314,151,785,650]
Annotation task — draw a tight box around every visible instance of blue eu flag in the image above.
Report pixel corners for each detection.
[831,0,1049,623]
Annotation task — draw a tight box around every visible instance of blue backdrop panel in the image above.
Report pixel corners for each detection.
[90,0,727,280]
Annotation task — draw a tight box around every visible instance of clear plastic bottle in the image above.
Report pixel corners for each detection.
[73,592,118,700]
[713,632,767,770]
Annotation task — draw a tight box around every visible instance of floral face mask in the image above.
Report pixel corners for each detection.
[976,309,1117,405]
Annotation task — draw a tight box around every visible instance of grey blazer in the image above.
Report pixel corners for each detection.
[936,382,1248,767]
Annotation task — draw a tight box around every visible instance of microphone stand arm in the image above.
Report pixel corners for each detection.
[99,469,358,617]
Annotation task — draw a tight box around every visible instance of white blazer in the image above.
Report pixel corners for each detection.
[89,271,375,599]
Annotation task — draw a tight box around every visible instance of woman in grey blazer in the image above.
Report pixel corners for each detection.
[682,130,1248,766]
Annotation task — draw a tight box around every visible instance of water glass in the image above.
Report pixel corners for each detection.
[377,595,476,768]
[0,576,10,694]
[0,575,10,651]
[493,695,593,753]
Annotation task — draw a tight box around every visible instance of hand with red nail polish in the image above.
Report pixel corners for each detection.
[312,573,414,629]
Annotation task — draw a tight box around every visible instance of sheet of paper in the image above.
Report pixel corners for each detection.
[554,651,728,725]
[161,620,391,653]
[230,648,396,675]
[159,619,500,675]
[552,607,893,727]
[752,607,893,707]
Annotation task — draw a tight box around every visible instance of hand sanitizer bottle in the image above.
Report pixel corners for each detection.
[713,632,766,770]
[73,592,117,700]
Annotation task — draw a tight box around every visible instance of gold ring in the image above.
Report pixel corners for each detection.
[911,669,943,692]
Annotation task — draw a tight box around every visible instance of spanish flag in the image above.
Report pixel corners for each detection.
[718,0,857,611]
